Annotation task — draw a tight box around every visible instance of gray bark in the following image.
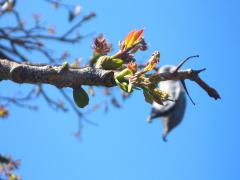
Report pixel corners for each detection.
[0,58,220,100]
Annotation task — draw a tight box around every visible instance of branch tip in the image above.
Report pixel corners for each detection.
[174,55,200,73]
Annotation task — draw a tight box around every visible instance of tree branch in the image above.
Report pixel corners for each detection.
[0,58,220,100]
[0,58,115,87]
[149,68,221,100]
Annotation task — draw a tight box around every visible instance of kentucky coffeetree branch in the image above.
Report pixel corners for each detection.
[0,58,220,100]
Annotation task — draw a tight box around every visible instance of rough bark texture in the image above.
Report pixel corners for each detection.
[0,58,220,100]
[0,59,115,88]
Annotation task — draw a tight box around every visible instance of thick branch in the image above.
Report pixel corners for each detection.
[0,58,115,88]
[0,58,220,100]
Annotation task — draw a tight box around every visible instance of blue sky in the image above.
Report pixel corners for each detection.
[0,0,239,179]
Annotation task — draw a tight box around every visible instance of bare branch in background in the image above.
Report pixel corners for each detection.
[0,0,98,125]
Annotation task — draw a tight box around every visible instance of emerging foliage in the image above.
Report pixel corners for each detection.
[78,29,173,108]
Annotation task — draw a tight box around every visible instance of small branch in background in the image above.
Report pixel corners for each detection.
[0,87,38,110]
[0,0,97,126]
[61,12,96,38]
[59,88,98,137]
[0,1,96,64]
[39,85,68,112]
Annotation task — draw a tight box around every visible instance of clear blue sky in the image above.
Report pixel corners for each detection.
[1,0,239,179]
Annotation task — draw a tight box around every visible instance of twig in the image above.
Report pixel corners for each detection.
[39,85,68,112]
[173,55,199,73]
[61,12,96,38]
[149,68,221,100]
